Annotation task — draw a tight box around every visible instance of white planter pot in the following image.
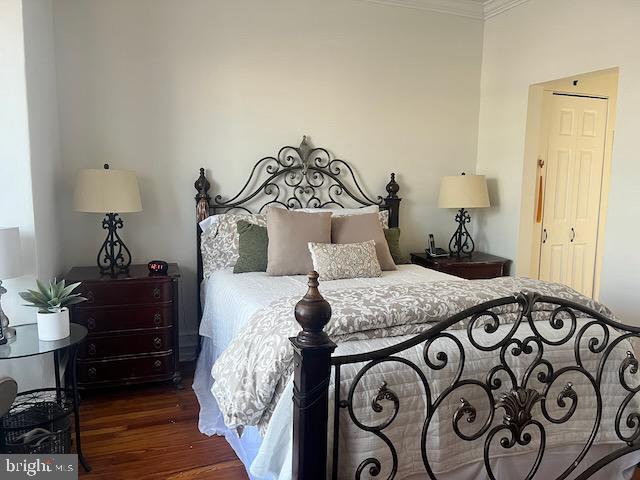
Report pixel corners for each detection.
[37,309,70,341]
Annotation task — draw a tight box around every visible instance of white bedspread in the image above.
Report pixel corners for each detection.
[195,267,640,479]
[199,264,455,347]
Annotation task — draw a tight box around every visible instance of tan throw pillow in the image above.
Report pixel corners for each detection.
[331,213,397,271]
[266,208,332,275]
[308,241,382,281]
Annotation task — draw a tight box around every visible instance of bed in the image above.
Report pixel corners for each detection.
[192,137,640,480]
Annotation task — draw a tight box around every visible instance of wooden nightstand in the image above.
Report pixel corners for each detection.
[410,252,510,280]
[65,264,181,389]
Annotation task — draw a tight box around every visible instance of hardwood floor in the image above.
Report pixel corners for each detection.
[78,370,248,480]
[75,370,640,480]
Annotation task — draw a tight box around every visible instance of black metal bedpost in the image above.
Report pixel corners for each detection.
[384,172,401,228]
[290,271,336,480]
[195,167,211,325]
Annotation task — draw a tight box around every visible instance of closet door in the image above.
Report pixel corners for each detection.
[539,94,607,297]
[567,96,607,296]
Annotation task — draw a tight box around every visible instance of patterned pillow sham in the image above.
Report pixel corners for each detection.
[308,240,382,281]
[201,213,267,277]
[378,209,389,229]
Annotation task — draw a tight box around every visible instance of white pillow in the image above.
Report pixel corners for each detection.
[308,240,382,281]
[199,215,218,232]
[297,205,379,216]
[295,205,389,228]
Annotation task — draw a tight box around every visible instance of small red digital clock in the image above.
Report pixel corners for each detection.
[148,260,169,275]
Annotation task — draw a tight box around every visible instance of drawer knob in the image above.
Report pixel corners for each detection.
[153,337,162,350]
[86,291,95,304]
[88,343,97,355]
[152,287,161,299]
[88,367,97,379]
[87,318,96,330]
[153,360,162,370]
[153,313,162,326]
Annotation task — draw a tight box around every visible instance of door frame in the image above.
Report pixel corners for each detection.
[516,69,618,300]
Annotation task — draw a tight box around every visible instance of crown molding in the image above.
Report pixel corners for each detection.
[358,0,530,20]
[483,0,530,19]
[359,0,484,20]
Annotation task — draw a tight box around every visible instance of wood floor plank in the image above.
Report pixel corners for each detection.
[75,369,640,479]
[78,371,248,479]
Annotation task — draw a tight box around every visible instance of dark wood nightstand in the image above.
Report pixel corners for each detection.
[65,264,181,389]
[410,252,510,280]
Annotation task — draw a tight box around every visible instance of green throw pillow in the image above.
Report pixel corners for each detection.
[384,228,409,265]
[234,220,269,273]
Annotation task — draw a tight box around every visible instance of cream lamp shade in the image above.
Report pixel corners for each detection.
[438,174,490,209]
[0,227,22,279]
[74,167,142,213]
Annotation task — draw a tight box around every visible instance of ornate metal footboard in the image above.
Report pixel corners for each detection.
[290,273,640,480]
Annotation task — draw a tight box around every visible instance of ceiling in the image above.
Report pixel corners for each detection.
[360,0,530,20]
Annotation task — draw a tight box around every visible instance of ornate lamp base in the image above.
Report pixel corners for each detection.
[98,213,132,277]
[0,280,16,343]
[448,208,475,258]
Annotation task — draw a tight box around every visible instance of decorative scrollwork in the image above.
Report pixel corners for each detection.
[497,387,544,432]
[356,458,381,479]
[620,351,640,392]
[616,351,640,445]
[331,291,640,480]
[453,397,477,434]
[207,136,387,214]
[448,208,474,256]
[343,357,431,480]
[97,213,132,275]
[371,382,400,417]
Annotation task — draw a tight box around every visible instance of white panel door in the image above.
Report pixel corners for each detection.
[539,94,607,297]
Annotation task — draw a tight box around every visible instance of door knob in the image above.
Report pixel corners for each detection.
[570,228,576,242]
[542,229,548,243]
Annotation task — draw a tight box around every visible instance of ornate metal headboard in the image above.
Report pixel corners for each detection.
[193,136,401,315]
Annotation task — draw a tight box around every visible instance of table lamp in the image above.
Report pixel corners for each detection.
[73,164,142,277]
[0,227,23,343]
[438,173,490,257]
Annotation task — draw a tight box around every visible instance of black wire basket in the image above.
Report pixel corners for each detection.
[0,389,73,454]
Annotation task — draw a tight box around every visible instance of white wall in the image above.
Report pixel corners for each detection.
[23,0,63,281]
[52,0,484,358]
[0,0,58,390]
[0,0,35,273]
[476,0,640,321]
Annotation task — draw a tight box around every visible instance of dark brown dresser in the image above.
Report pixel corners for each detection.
[66,264,181,389]
[410,252,510,280]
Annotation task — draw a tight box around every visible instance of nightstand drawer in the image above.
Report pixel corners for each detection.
[78,329,173,359]
[438,263,505,280]
[66,264,181,389]
[78,352,175,386]
[410,252,510,280]
[75,280,173,307]
[71,305,173,333]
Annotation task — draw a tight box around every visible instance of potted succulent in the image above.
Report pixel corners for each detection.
[19,279,87,341]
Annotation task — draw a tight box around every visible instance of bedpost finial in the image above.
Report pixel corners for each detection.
[195,167,211,202]
[294,271,332,346]
[299,135,312,168]
[386,172,399,198]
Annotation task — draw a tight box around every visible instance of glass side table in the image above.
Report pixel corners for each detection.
[0,323,90,471]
